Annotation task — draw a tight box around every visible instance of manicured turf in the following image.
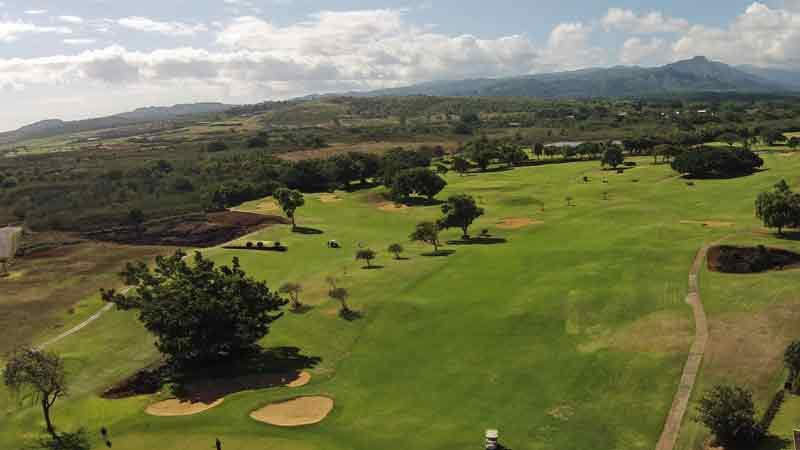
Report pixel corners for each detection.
[3,154,800,450]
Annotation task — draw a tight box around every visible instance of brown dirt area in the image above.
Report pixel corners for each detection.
[250,396,334,427]
[703,301,800,402]
[679,220,736,228]
[85,211,289,248]
[377,202,409,212]
[145,398,224,417]
[0,239,170,354]
[277,140,458,162]
[496,218,544,230]
[319,194,343,203]
[548,404,575,421]
[578,311,693,354]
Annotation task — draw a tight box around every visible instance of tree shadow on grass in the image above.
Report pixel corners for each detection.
[422,249,456,257]
[776,231,800,241]
[292,226,324,235]
[756,435,791,450]
[339,309,363,321]
[398,197,445,207]
[290,304,314,315]
[362,265,385,270]
[102,346,321,402]
[446,237,508,246]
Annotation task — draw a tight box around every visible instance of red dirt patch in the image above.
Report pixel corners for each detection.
[496,218,543,229]
[85,211,289,248]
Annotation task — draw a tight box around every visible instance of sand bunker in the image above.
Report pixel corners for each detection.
[146,398,224,416]
[679,220,735,228]
[286,371,311,388]
[250,396,334,427]
[377,202,409,212]
[496,218,543,229]
[319,194,342,203]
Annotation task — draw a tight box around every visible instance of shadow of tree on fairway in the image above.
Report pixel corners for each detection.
[398,197,445,207]
[421,250,456,257]
[776,231,800,241]
[103,347,321,403]
[446,237,508,246]
[361,265,385,270]
[290,304,314,315]
[292,226,324,235]
[339,309,363,321]
[756,435,791,450]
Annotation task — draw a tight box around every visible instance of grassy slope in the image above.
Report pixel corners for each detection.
[2,154,800,450]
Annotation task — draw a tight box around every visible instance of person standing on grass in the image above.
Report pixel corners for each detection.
[216,438,222,450]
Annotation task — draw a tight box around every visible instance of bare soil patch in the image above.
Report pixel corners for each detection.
[377,202,409,212]
[146,398,224,417]
[85,211,289,248]
[707,245,800,273]
[319,194,342,203]
[679,220,736,229]
[578,311,693,355]
[253,200,281,213]
[496,218,543,230]
[250,396,334,427]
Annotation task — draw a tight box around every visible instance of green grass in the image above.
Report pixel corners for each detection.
[3,155,800,450]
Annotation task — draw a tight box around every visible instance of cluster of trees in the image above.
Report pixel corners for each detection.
[756,180,800,235]
[671,147,763,178]
[410,194,485,253]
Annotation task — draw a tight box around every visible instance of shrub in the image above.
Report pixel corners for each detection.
[671,147,763,178]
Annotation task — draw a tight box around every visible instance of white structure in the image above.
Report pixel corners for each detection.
[485,429,499,450]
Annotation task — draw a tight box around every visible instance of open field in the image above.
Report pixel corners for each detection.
[1,154,800,450]
[0,240,171,355]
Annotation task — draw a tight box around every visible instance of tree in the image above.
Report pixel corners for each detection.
[390,168,446,201]
[410,221,441,253]
[274,188,305,230]
[452,156,470,176]
[356,249,377,268]
[329,287,350,315]
[695,385,762,448]
[718,132,741,147]
[279,282,303,311]
[783,341,800,389]
[533,142,545,159]
[755,180,800,235]
[601,146,625,169]
[128,208,145,237]
[788,137,800,151]
[500,146,529,167]
[206,141,228,152]
[388,243,404,260]
[4,349,67,439]
[762,130,786,146]
[101,251,287,368]
[438,194,485,239]
[672,147,763,178]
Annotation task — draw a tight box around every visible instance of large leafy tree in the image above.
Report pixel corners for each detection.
[4,349,67,440]
[438,194,485,239]
[101,251,287,368]
[390,168,447,201]
[672,147,763,178]
[274,187,305,230]
[695,385,762,448]
[601,146,625,169]
[756,180,800,235]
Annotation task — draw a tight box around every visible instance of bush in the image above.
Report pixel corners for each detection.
[256,242,264,248]
[671,147,763,178]
[246,242,254,248]
[206,141,229,152]
[695,385,763,448]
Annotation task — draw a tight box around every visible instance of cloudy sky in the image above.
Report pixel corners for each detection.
[1,0,800,131]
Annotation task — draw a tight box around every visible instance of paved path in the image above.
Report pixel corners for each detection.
[36,287,131,350]
[654,244,713,450]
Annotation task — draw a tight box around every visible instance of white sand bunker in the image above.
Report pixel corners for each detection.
[377,202,409,212]
[145,398,224,417]
[250,396,334,427]
[496,217,543,229]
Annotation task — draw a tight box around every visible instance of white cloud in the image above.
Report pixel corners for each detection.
[117,16,208,36]
[671,2,800,67]
[0,21,71,43]
[58,16,84,24]
[63,38,96,46]
[619,37,669,65]
[24,9,47,15]
[602,8,689,34]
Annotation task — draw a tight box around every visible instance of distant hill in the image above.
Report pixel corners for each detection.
[0,103,233,145]
[736,65,800,90]
[362,57,793,99]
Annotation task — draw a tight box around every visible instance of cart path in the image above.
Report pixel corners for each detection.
[654,242,715,450]
[36,287,131,350]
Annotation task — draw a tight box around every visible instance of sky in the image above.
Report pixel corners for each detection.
[1,0,800,131]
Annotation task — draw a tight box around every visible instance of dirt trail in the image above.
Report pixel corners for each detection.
[654,240,719,450]
[35,287,130,350]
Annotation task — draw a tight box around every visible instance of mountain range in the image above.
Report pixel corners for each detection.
[0,103,232,145]
[361,56,799,98]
